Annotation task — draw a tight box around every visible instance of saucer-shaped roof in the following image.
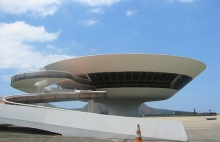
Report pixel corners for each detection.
[44,54,205,79]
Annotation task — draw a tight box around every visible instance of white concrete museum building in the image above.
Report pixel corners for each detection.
[0,54,206,141]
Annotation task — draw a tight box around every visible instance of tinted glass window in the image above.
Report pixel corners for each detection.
[88,72,192,90]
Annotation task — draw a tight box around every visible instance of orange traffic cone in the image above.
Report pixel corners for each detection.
[134,124,143,142]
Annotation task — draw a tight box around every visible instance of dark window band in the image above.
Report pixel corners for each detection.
[87,72,192,90]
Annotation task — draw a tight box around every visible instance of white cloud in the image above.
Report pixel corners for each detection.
[146,19,154,26]
[168,0,195,3]
[0,0,61,17]
[88,8,104,14]
[0,0,122,17]
[46,45,63,53]
[90,48,96,52]
[179,0,195,3]
[0,21,59,42]
[126,10,138,17]
[73,0,120,6]
[134,31,139,35]
[46,45,57,49]
[77,19,98,26]
[0,75,12,81]
[71,40,83,48]
[0,21,73,71]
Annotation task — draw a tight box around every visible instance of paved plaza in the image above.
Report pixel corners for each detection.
[0,115,219,142]
[151,115,220,142]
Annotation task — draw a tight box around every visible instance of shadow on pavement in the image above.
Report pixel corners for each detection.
[0,124,59,136]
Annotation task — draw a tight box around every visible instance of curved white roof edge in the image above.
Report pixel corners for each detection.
[44,53,206,67]
[44,54,206,79]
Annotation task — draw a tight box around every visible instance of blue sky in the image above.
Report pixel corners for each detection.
[0,0,219,113]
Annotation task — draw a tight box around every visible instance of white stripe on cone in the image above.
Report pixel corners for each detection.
[134,124,143,142]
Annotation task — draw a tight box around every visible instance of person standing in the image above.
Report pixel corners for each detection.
[194,108,196,116]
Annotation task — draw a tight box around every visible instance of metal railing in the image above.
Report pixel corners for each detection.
[3,91,107,111]
[11,70,94,86]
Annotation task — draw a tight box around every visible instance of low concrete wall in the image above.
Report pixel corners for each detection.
[0,104,187,141]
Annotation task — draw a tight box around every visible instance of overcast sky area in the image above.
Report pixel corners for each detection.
[0,0,219,113]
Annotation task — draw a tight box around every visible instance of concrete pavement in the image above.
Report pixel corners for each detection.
[149,115,220,142]
[0,115,219,142]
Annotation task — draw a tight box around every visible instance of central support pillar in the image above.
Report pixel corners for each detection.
[105,100,142,117]
[88,100,94,113]
[34,80,48,107]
